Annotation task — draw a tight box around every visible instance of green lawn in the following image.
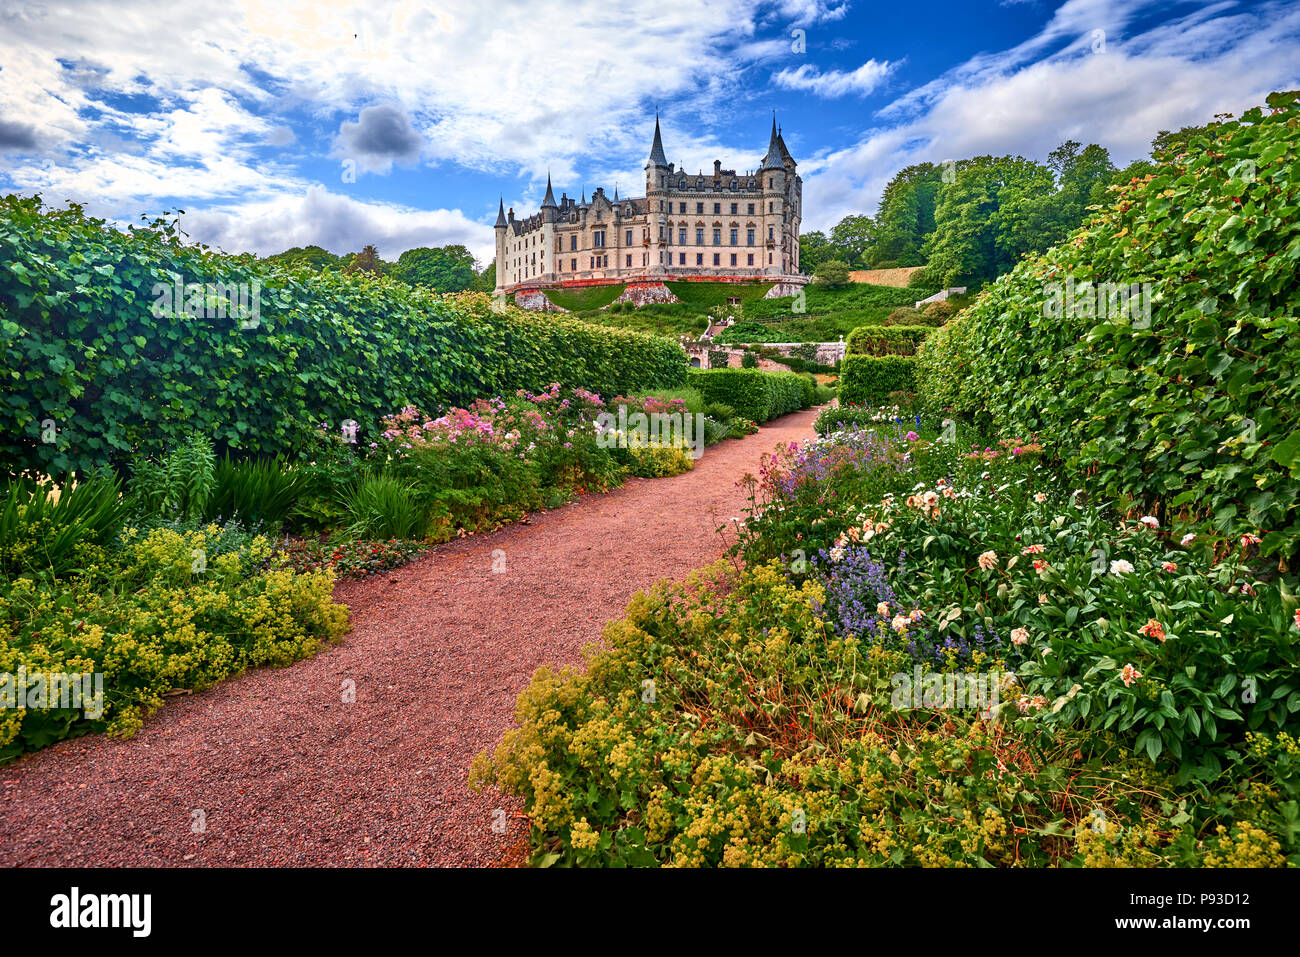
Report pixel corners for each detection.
[542,284,626,310]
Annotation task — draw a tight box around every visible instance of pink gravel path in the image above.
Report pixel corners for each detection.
[0,407,821,867]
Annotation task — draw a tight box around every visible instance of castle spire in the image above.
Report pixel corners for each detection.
[542,171,557,208]
[494,197,507,228]
[760,113,783,170]
[646,112,668,168]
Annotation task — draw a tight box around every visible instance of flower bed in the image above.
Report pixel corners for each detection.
[473,403,1299,867]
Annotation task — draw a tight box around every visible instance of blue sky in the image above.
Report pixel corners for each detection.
[1,0,1297,267]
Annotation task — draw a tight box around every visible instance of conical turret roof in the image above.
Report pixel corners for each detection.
[647,114,668,168]
[760,115,784,170]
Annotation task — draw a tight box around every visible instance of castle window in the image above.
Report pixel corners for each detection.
[626,229,633,245]
[769,202,774,213]
[712,228,721,245]
[768,253,773,264]
[730,203,737,214]
[696,228,704,245]
[696,202,704,214]
[626,254,632,267]
[713,202,721,214]
[730,253,737,266]
[747,253,754,266]
[747,203,755,214]
[679,253,685,265]
[571,235,577,251]
[729,229,737,245]
[594,231,605,247]
[713,253,720,266]
[679,228,687,245]
[747,228,754,245]
[768,226,774,241]
[571,258,577,271]
[696,253,703,265]
[679,202,685,213]
[768,178,773,188]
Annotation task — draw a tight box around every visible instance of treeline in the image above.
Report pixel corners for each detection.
[264,242,495,293]
[800,125,1212,288]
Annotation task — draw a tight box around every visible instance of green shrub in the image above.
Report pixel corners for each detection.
[0,474,128,578]
[714,321,773,344]
[209,455,308,528]
[0,526,348,758]
[838,355,917,405]
[921,299,958,322]
[687,368,811,423]
[340,473,424,541]
[126,432,216,522]
[740,350,758,368]
[921,90,1300,559]
[845,325,932,356]
[885,307,922,325]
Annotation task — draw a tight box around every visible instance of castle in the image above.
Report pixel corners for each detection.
[494,116,805,306]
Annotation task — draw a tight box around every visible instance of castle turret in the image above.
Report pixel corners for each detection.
[646,113,669,170]
[493,198,507,293]
[760,116,784,171]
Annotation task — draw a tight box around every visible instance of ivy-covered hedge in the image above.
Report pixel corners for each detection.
[845,324,932,356]
[686,368,812,423]
[915,90,1300,559]
[838,355,917,405]
[0,196,685,476]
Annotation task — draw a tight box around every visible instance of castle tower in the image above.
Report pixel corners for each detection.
[645,114,670,276]
[760,117,787,276]
[493,197,507,293]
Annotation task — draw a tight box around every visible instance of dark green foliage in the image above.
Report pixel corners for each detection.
[813,259,852,288]
[714,321,771,344]
[127,432,216,522]
[208,455,308,528]
[838,355,917,405]
[392,245,478,291]
[686,368,812,423]
[340,474,424,541]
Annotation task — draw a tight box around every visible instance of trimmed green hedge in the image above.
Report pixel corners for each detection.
[838,355,917,405]
[686,368,813,423]
[0,196,685,476]
[845,324,933,356]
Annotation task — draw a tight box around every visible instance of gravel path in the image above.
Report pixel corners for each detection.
[0,407,821,867]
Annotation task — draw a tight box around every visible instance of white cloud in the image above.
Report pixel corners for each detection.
[179,185,495,265]
[773,59,896,97]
